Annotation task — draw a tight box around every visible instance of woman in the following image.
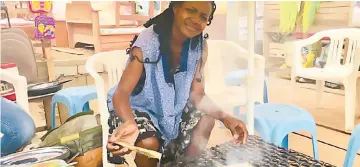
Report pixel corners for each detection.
[106,1,248,166]
[1,97,35,156]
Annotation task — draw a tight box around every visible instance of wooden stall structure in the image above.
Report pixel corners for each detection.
[65,1,162,53]
[263,1,356,59]
[1,1,37,40]
[262,1,360,106]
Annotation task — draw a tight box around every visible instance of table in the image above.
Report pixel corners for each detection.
[29,92,67,132]
[170,135,335,167]
[28,93,55,132]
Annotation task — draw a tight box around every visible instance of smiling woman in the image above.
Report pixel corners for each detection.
[106,1,248,167]
[132,1,216,76]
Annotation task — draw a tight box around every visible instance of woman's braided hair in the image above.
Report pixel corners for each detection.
[126,1,216,82]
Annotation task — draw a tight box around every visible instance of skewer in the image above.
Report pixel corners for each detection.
[110,141,162,160]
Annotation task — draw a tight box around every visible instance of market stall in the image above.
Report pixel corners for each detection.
[263,1,358,60]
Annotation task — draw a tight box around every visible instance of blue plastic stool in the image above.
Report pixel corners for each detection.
[51,86,97,129]
[343,124,360,167]
[233,103,319,160]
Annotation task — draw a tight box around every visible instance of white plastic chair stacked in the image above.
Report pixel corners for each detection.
[85,50,129,167]
[0,69,30,116]
[290,28,360,132]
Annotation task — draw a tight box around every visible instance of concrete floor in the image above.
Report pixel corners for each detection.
[28,49,360,167]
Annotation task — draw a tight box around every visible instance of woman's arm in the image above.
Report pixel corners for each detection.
[190,41,230,122]
[112,48,144,123]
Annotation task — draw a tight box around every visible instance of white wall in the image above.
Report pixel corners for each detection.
[52,1,70,21]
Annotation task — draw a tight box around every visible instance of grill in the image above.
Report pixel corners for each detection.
[169,135,336,167]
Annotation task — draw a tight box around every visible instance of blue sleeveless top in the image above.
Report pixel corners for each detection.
[107,26,203,144]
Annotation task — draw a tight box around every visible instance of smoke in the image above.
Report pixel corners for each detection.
[224,142,262,167]
[191,95,262,167]
[194,94,228,120]
[196,95,220,110]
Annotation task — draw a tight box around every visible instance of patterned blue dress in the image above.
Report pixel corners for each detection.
[107,26,205,165]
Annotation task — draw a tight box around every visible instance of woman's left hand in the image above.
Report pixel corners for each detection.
[222,116,248,145]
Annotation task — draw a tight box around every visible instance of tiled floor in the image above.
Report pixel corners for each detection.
[266,76,360,132]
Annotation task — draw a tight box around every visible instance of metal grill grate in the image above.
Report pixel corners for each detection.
[170,135,336,167]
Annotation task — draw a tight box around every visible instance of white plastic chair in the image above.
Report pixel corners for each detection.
[205,40,265,134]
[0,69,30,116]
[290,28,360,131]
[85,50,129,167]
[205,40,265,106]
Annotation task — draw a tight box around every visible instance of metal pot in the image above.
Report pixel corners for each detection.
[27,74,72,97]
[0,146,71,166]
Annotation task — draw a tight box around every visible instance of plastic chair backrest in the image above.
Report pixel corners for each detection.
[205,40,265,103]
[1,38,38,83]
[2,28,32,39]
[105,52,128,88]
[91,50,128,88]
[86,50,128,115]
[0,69,30,116]
[323,29,360,70]
[1,32,35,56]
[205,40,247,93]
[85,50,128,167]
[294,28,360,72]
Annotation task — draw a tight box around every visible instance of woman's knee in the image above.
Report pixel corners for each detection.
[15,113,36,142]
[136,136,160,151]
[134,137,160,167]
[0,98,36,155]
[17,120,36,144]
[6,114,35,153]
[1,98,35,139]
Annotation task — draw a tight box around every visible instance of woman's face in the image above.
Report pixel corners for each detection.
[173,1,213,38]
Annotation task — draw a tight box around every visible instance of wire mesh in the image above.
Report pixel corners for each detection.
[170,135,336,167]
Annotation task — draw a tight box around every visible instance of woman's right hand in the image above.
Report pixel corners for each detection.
[107,120,140,155]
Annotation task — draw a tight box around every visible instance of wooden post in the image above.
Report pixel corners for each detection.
[348,1,355,27]
[115,2,120,27]
[225,1,240,43]
[247,1,256,135]
[41,39,56,81]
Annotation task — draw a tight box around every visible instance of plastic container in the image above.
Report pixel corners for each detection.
[1,63,19,74]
